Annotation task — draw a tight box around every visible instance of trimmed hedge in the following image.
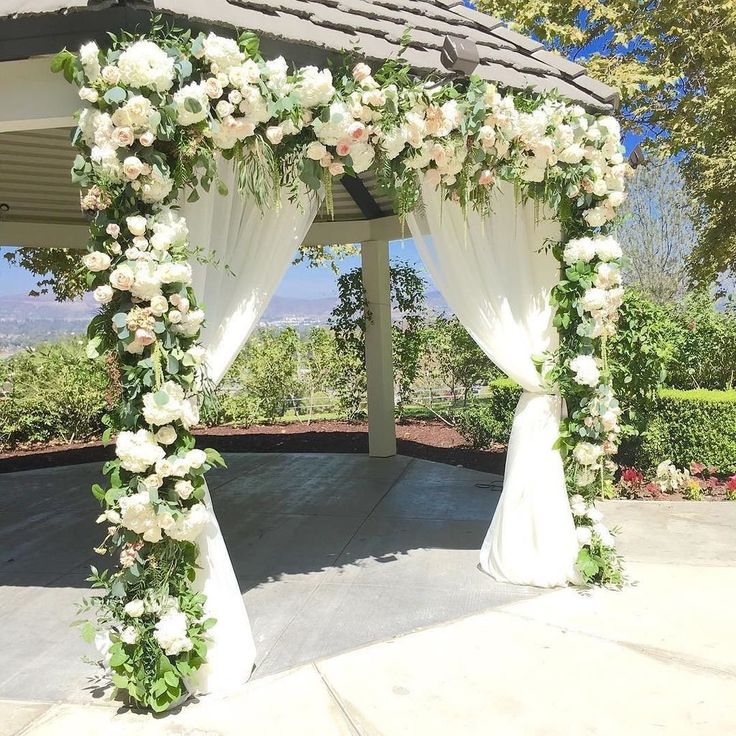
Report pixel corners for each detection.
[623,388,736,473]
[456,382,736,474]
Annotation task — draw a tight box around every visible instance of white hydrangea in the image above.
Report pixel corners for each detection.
[174,82,210,126]
[202,32,244,72]
[142,381,200,428]
[572,441,604,467]
[576,526,593,545]
[156,261,192,285]
[569,354,600,387]
[594,262,622,289]
[592,522,615,547]
[569,493,587,516]
[171,309,204,338]
[149,209,189,252]
[116,429,165,473]
[166,503,209,542]
[153,609,192,656]
[295,66,335,108]
[117,40,175,92]
[119,491,162,543]
[579,287,609,313]
[131,263,163,301]
[237,85,270,125]
[595,236,623,262]
[562,237,598,265]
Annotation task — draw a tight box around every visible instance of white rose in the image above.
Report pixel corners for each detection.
[83,251,111,272]
[353,62,371,81]
[111,126,135,148]
[306,141,328,160]
[126,215,148,236]
[185,448,207,469]
[155,425,177,445]
[585,506,604,522]
[79,87,99,103]
[101,65,121,85]
[153,610,192,656]
[576,526,593,546]
[120,626,138,645]
[124,599,145,618]
[93,285,114,304]
[266,125,284,145]
[204,77,223,99]
[157,262,192,285]
[150,294,168,316]
[174,480,194,500]
[139,131,155,147]
[166,503,209,542]
[593,522,615,547]
[122,156,145,180]
[110,265,135,291]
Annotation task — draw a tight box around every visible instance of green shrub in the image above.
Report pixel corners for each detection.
[0,340,108,448]
[454,379,521,448]
[623,389,736,472]
[218,393,260,427]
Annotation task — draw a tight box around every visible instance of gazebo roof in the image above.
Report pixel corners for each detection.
[0,0,619,244]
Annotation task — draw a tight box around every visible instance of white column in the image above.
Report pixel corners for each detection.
[360,240,397,457]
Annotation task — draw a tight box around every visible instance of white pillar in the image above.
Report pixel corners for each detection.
[360,240,397,457]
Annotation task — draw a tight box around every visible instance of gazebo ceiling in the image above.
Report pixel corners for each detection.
[0,0,619,247]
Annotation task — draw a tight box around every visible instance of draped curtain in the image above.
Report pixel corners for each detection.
[407,180,579,588]
[181,159,320,693]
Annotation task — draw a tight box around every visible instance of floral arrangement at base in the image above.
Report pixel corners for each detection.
[618,461,736,501]
[55,18,630,710]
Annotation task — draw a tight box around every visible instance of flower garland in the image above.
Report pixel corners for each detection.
[54,23,629,711]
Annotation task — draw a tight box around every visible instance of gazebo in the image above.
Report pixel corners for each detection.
[0,0,618,457]
[0,0,626,711]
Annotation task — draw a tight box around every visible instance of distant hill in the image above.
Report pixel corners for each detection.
[0,289,450,355]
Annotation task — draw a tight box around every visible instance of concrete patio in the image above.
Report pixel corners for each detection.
[1,453,735,735]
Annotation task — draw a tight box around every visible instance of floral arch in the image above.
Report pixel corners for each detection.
[54,25,629,711]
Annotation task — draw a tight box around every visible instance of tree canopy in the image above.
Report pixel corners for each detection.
[477,0,736,281]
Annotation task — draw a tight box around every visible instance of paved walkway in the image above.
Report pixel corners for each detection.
[1,455,735,734]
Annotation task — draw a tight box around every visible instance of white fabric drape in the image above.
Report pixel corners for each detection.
[181,159,320,694]
[407,180,578,588]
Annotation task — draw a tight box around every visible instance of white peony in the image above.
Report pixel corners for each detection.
[153,609,192,656]
[573,441,604,467]
[119,491,162,542]
[295,66,335,108]
[116,429,165,473]
[202,32,244,72]
[349,141,375,173]
[117,40,175,92]
[174,82,210,126]
[126,215,147,236]
[569,354,600,387]
[166,503,209,542]
[140,168,174,204]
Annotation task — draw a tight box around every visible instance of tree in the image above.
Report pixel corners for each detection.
[614,159,696,303]
[477,0,736,280]
[302,326,338,421]
[428,315,497,405]
[328,260,428,420]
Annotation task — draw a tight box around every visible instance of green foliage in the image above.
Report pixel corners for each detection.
[0,339,108,447]
[665,290,736,390]
[454,379,522,449]
[608,289,675,433]
[3,247,87,301]
[477,0,736,281]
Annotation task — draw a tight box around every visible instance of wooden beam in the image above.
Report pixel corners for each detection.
[302,215,405,246]
[340,175,384,220]
[0,58,78,133]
